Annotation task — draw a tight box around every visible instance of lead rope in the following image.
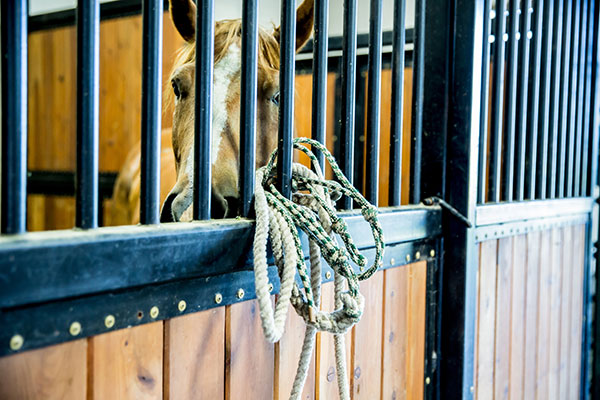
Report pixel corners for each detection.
[252,138,385,400]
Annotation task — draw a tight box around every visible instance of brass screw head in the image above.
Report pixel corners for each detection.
[430,249,436,258]
[104,315,115,329]
[415,251,421,260]
[150,306,159,319]
[390,258,395,266]
[360,266,364,272]
[426,377,431,385]
[325,271,332,280]
[406,254,411,262]
[215,293,223,304]
[178,300,187,312]
[9,335,23,351]
[268,283,274,293]
[236,288,245,299]
[69,322,82,336]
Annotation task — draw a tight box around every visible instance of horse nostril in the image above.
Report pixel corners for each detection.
[160,193,178,222]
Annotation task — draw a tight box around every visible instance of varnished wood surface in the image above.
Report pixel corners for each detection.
[0,266,429,400]
[473,225,587,399]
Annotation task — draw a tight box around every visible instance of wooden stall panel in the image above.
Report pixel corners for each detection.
[405,261,428,400]
[226,300,275,400]
[165,308,225,400]
[474,224,588,400]
[91,322,163,399]
[0,340,87,400]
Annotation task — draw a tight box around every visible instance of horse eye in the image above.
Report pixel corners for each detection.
[270,91,280,106]
[171,80,181,99]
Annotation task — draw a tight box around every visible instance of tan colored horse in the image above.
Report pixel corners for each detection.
[109,0,314,224]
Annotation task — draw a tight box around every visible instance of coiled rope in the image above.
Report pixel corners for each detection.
[253,138,384,400]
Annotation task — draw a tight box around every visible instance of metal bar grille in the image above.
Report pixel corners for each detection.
[311,0,329,173]
[566,0,582,198]
[410,0,425,204]
[140,0,163,224]
[193,0,214,220]
[76,0,100,229]
[1,0,28,234]
[478,0,493,204]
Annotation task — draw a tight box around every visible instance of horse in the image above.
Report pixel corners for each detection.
[108,0,315,225]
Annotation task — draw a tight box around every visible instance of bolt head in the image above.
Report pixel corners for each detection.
[215,293,223,304]
[325,271,332,280]
[178,300,187,312]
[69,322,82,336]
[406,254,411,262]
[426,377,431,385]
[9,335,23,351]
[390,258,395,266]
[430,249,436,258]
[415,251,421,260]
[104,315,115,329]
[236,288,245,299]
[150,306,159,319]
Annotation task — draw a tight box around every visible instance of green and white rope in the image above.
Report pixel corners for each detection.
[252,138,385,400]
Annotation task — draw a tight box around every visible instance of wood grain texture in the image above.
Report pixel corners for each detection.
[494,237,512,400]
[164,308,225,400]
[547,228,563,400]
[276,305,315,400]
[350,271,384,399]
[406,261,427,400]
[558,226,573,399]
[569,224,585,399]
[315,281,352,400]
[476,240,498,400]
[523,231,541,400]
[536,230,552,399]
[381,266,409,400]
[226,300,275,400]
[91,322,163,399]
[509,235,527,399]
[0,340,87,400]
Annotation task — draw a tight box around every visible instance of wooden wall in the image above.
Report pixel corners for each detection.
[0,264,428,400]
[26,13,414,231]
[473,224,586,399]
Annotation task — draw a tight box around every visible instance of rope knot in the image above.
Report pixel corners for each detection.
[361,205,378,223]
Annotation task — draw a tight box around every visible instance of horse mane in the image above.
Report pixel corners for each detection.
[164,19,281,111]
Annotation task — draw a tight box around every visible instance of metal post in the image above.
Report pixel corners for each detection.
[311,0,329,173]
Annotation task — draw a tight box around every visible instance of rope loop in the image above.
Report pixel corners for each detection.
[252,138,385,400]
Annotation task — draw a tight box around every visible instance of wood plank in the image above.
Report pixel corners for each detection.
[406,261,427,400]
[91,322,163,399]
[509,234,527,399]
[165,308,225,400]
[351,271,384,399]
[315,281,352,400]
[536,229,553,399]
[523,231,541,400]
[494,237,513,400]
[226,300,275,400]
[547,228,563,400]
[381,266,409,400]
[558,226,573,399]
[569,224,585,399]
[276,304,316,400]
[476,239,498,400]
[0,340,87,400]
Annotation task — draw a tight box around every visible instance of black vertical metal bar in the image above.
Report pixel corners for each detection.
[588,0,600,198]
[574,0,589,198]
[76,0,100,229]
[1,0,28,234]
[388,0,406,206]
[410,0,426,204]
[239,0,258,217]
[140,0,163,224]
[581,0,596,196]
[477,0,492,204]
[365,0,383,206]
[566,0,581,198]
[525,0,544,200]
[535,0,555,199]
[311,0,329,173]
[515,1,533,201]
[546,0,564,199]
[193,0,214,220]
[556,0,573,198]
[277,0,296,199]
[502,0,520,202]
[488,0,507,203]
[340,0,357,209]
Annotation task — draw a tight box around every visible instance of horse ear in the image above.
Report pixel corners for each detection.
[273,0,314,52]
[169,0,196,43]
